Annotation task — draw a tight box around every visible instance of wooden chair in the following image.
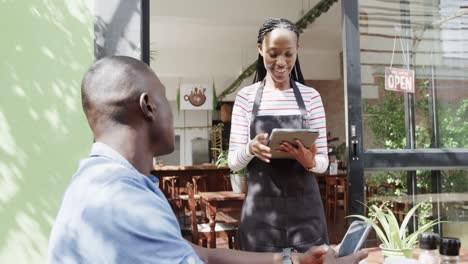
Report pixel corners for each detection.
[366,184,378,199]
[325,177,337,223]
[178,174,208,221]
[181,183,238,249]
[325,177,348,224]
[223,174,232,191]
[392,201,409,222]
[160,175,181,216]
[336,178,348,218]
[162,176,178,199]
[191,175,208,194]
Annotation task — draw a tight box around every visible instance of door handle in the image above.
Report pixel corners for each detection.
[351,139,359,160]
[351,125,359,161]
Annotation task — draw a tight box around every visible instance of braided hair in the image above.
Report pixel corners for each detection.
[253,18,305,84]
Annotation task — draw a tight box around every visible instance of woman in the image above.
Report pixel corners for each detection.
[228,18,329,253]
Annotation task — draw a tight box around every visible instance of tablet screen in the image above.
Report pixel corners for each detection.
[267,129,319,159]
[338,221,371,257]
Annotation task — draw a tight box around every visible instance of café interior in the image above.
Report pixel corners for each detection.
[148,0,467,260]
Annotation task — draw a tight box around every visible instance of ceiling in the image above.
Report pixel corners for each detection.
[149,0,343,101]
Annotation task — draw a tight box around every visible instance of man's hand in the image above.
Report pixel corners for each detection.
[322,247,368,264]
[293,245,328,264]
[279,140,317,169]
[296,246,368,264]
[249,133,272,163]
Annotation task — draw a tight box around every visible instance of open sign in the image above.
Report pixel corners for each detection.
[385,67,415,93]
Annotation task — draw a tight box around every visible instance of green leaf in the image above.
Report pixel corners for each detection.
[351,201,445,250]
[399,202,424,239]
[372,205,391,241]
[404,220,442,248]
[384,208,402,248]
[348,214,390,247]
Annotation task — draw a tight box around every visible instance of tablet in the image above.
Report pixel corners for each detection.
[338,220,372,257]
[267,128,319,159]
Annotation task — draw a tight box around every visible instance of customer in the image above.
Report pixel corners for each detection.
[48,56,366,263]
[228,18,329,252]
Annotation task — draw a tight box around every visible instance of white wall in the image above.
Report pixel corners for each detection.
[158,102,211,165]
[150,0,344,164]
[150,0,343,102]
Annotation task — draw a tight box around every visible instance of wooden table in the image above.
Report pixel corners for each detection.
[198,191,245,248]
[315,173,347,183]
[315,173,347,215]
[151,165,231,192]
[315,173,347,195]
[365,247,468,263]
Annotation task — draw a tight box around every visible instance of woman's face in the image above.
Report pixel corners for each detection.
[258,28,298,85]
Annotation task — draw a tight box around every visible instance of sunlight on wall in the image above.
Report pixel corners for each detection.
[0,111,23,203]
[0,0,94,262]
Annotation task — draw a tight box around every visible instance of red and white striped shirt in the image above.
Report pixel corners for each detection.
[228,82,329,173]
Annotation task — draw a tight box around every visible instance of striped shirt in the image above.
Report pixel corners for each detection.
[228,81,329,173]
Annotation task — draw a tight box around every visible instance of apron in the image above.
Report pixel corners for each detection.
[238,79,328,253]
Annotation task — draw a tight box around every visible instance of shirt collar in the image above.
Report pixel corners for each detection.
[89,142,139,172]
[88,142,159,184]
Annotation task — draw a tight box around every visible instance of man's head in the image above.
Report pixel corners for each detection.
[81,56,174,156]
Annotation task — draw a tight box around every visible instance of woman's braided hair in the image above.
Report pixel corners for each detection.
[253,18,305,84]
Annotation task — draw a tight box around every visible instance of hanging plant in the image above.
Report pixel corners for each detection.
[217,61,257,101]
[217,0,338,101]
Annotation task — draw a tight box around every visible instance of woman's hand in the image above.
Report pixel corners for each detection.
[249,133,272,163]
[279,140,317,169]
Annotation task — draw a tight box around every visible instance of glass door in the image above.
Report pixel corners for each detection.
[342,0,468,241]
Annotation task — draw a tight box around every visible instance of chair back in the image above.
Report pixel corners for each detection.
[186,182,199,242]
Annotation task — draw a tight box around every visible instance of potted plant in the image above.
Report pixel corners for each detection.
[213,148,247,193]
[349,201,441,260]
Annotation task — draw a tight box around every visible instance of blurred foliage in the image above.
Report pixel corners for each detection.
[364,81,468,226]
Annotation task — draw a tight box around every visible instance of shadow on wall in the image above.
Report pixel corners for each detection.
[0,0,95,262]
[94,0,141,59]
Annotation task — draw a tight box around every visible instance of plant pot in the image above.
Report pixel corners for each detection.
[220,103,233,122]
[230,174,247,193]
[380,244,414,259]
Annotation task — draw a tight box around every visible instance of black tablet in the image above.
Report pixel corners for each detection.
[267,128,319,159]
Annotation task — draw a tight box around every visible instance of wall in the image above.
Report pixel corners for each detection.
[306,79,346,149]
[95,0,143,60]
[0,1,94,262]
[158,102,211,165]
[306,71,351,168]
[150,0,343,102]
[154,48,343,102]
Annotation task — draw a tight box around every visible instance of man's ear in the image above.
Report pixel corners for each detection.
[139,93,155,120]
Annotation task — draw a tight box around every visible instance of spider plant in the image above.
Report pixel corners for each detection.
[348,201,441,250]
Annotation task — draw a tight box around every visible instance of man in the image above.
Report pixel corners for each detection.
[48,56,367,264]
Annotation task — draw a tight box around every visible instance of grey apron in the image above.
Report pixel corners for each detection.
[238,79,328,253]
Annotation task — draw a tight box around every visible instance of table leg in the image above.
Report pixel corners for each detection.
[206,202,217,248]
